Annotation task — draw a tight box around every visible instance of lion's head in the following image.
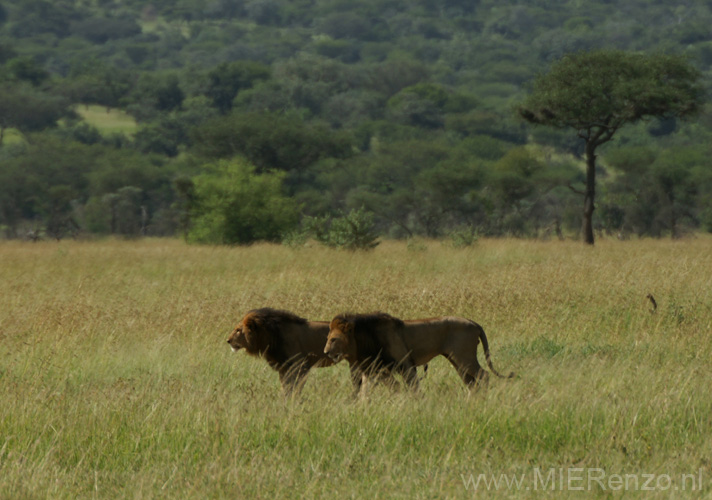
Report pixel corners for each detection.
[226,321,250,352]
[324,312,405,365]
[324,316,357,363]
[227,308,307,360]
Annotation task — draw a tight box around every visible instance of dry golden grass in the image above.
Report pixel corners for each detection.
[1,237,711,498]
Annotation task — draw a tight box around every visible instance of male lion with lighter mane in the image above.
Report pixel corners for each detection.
[226,308,337,395]
[323,312,421,396]
[325,312,513,393]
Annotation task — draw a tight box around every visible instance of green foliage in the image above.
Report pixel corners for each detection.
[316,12,382,41]
[313,38,361,63]
[389,83,449,109]
[83,185,154,237]
[41,185,78,240]
[385,83,468,129]
[205,61,271,114]
[191,111,354,171]
[188,158,299,245]
[126,73,184,119]
[604,147,657,176]
[0,84,74,141]
[83,195,110,234]
[457,135,509,160]
[65,122,102,145]
[133,116,187,157]
[491,147,545,205]
[113,186,145,237]
[295,208,380,250]
[325,208,380,250]
[387,91,443,128]
[62,64,134,109]
[447,226,478,248]
[445,110,527,143]
[519,50,705,133]
[368,57,429,96]
[6,56,49,85]
[519,49,706,243]
[8,0,78,38]
[2,1,712,242]
[600,144,712,238]
[71,16,142,44]
[245,0,285,26]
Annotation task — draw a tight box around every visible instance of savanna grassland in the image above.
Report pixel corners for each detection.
[1,237,711,499]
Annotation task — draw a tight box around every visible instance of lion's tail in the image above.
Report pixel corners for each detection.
[476,323,514,379]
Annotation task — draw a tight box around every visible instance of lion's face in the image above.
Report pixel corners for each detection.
[324,318,355,363]
[226,320,250,352]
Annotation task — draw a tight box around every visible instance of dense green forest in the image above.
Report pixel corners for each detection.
[2,0,712,244]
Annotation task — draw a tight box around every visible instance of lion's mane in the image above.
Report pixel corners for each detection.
[242,307,308,366]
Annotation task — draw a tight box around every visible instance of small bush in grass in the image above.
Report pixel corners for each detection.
[327,208,379,250]
[289,208,380,250]
[406,237,428,252]
[448,226,478,248]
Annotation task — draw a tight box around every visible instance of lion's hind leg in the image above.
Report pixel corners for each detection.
[445,354,489,390]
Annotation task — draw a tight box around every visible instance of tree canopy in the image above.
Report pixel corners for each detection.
[520,50,704,138]
[519,50,705,244]
[1,2,712,243]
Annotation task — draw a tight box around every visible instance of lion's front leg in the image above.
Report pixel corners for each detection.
[278,361,310,397]
[400,363,419,391]
[349,364,365,399]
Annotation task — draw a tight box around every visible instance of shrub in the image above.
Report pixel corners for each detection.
[448,226,478,248]
[188,158,299,244]
[327,208,380,250]
[289,208,380,250]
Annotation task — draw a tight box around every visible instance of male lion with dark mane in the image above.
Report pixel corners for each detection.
[325,312,513,392]
[226,308,337,395]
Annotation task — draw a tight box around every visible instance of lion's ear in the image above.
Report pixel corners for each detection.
[243,315,259,331]
[242,316,259,345]
[332,318,353,334]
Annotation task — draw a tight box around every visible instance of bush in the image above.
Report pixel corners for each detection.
[447,226,478,248]
[327,208,380,250]
[188,158,299,245]
[290,208,380,250]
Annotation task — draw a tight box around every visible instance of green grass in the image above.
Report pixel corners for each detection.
[75,105,138,136]
[1,237,711,498]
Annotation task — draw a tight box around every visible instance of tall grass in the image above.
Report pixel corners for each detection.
[1,237,711,498]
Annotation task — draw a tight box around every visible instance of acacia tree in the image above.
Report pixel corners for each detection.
[0,84,74,145]
[519,50,705,244]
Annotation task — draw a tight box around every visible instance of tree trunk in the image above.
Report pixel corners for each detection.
[582,140,596,245]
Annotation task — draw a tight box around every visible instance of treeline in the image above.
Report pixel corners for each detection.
[1,0,712,243]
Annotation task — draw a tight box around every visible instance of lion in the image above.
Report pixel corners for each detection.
[226,308,337,395]
[322,312,421,396]
[324,312,513,392]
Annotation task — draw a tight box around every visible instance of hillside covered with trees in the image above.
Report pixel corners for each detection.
[2,0,712,244]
